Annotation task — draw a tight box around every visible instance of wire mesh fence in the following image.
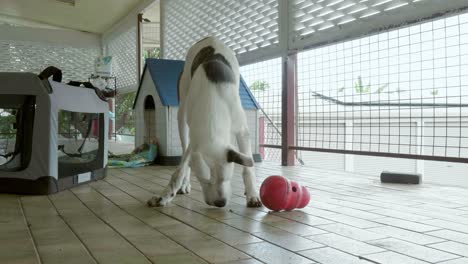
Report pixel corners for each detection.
[240,58,283,162]
[115,91,137,137]
[106,26,138,91]
[296,11,468,164]
[142,21,161,63]
[142,22,160,48]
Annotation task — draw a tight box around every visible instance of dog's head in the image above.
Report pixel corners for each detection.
[190,147,253,207]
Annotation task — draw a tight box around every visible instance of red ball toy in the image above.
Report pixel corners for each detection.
[260,175,310,211]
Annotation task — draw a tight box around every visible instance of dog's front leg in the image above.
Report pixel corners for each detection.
[236,130,262,207]
[147,148,191,207]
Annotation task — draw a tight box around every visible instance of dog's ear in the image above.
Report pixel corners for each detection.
[227,149,254,167]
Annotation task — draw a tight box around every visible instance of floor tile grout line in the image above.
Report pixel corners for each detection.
[18,196,43,264]
[425,242,468,258]
[424,241,450,246]
[423,231,468,246]
[362,237,466,262]
[86,182,212,264]
[94,179,257,264]
[68,189,155,264]
[433,257,468,263]
[361,246,459,264]
[356,255,382,264]
[294,243,387,264]
[106,174,320,263]
[45,194,105,264]
[363,220,444,234]
[21,195,100,264]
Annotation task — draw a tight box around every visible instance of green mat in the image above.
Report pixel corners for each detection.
[108,143,157,168]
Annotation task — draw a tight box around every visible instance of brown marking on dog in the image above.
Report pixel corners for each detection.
[191,46,215,77]
[209,53,232,69]
[202,57,235,83]
[191,45,235,83]
[227,149,254,167]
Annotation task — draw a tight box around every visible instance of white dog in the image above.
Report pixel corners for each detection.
[147,37,262,208]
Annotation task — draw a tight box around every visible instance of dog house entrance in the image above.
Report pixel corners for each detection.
[144,96,156,144]
[0,95,35,172]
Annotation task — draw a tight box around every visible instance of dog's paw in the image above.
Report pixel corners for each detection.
[246,196,262,207]
[147,196,168,207]
[177,183,191,194]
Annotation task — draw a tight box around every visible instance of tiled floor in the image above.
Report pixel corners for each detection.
[2,163,468,264]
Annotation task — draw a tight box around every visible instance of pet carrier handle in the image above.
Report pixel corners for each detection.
[38,66,62,82]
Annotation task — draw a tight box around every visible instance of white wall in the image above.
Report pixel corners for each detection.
[167,106,182,156]
[300,118,468,187]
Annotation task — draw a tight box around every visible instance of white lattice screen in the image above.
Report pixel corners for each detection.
[105,26,138,91]
[162,0,279,60]
[291,0,418,37]
[0,40,99,82]
[289,0,468,49]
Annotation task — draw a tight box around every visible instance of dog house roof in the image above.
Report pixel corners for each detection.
[133,58,259,110]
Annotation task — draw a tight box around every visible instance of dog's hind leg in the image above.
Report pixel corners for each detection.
[147,147,191,207]
[236,129,262,207]
[176,73,191,195]
[177,111,191,194]
[177,109,191,194]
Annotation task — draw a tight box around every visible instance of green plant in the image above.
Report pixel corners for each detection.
[58,110,72,137]
[250,80,270,91]
[338,76,389,94]
[0,110,16,139]
[143,47,161,62]
[354,76,370,94]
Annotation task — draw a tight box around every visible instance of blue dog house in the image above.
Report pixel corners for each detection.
[133,59,260,165]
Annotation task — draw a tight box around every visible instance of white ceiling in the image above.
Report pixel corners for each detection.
[0,0,147,33]
[143,1,160,23]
